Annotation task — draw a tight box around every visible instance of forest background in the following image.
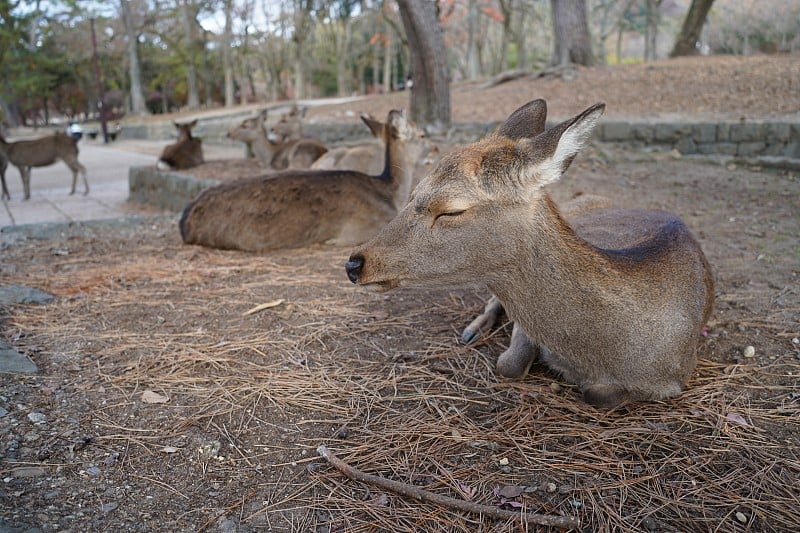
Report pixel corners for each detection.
[0,0,798,129]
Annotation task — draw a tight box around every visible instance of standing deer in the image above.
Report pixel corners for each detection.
[345,100,714,408]
[227,110,328,170]
[180,109,428,252]
[0,132,88,200]
[158,120,204,170]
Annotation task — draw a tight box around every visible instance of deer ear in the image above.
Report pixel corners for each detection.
[360,113,385,139]
[520,103,604,188]
[494,99,547,140]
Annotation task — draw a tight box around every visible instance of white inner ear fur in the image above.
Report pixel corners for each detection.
[521,107,603,190]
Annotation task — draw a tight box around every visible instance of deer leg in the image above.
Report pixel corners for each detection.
[78,161,88,195]
[495,322,538,378]
[21,166,31,200]
[461,295,504,344]
[1,171,8,201]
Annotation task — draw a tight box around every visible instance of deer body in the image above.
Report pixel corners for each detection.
[158,120,204,170]
[346,100,714,407]
[227,111,327,170]
[0,132,88,200]
[180,110,426,252]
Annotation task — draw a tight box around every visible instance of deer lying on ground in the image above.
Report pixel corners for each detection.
[227,110,328,170]
[312,112,441,181]
[0,132,88,200]
[158,120,204,170]
[345,99,714,408]
[311,113,388,175]
[269,104,306,142]
[181,109,427,252]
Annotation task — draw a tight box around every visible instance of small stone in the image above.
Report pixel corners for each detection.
[101,502,118,513]
[27,412,47,424]
[743,345,756,358]
[735,511,747,523]
[545,482,557,493]
[85,466,101,476]
[498,457,509,466]
[791,337,799,345]
[549,383,562,393]
[0,407,7,417]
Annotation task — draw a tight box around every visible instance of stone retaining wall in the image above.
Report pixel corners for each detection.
[446,119,800,158]
[597,120,799,158]
[128,117,799,213]
[120,109,800,159]
[129,167,219,212]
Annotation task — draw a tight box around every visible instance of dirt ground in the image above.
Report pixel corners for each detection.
[1,54,799,532]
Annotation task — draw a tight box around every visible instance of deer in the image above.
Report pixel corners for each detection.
[269,104,306,142]
[311,113,389,175]
[345,99,714,408]
[180,109,428,252]
[312,112,441,180]
[0,132,88,200]
[227,110,328,170]
[157,120,204,170]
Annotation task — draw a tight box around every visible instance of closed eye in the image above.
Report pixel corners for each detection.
[434,210,466,222]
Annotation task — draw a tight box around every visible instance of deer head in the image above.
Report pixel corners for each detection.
[346,100,604,290]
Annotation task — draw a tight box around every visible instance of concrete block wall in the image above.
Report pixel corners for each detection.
[597,120,800,158]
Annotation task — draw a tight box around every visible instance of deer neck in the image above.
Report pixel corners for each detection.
[378,139,415,212]
[252,136,278,162]
[485,195,626,349]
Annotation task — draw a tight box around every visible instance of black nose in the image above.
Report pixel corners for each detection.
[345,254,364,284]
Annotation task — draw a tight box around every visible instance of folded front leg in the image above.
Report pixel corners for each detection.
[496,322,539,378]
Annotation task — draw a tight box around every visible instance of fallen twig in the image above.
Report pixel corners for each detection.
[316,445,580,529]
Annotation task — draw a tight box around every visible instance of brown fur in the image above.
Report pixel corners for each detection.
[227,111,327,170]
[311,113,387,175]
[0,132,88,200]
[346,99,714,408]
[269,105,305,142]
[180,110,427,252]
[158,120,204,170]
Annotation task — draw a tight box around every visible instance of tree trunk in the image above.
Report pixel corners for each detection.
[222,0,235,106]
[119,0,148,115]
[466,0,480,79]
[382,32,392,92]
[396,0,451,132]
[644,0,662,61]
[333,18,354,97]
[669,0,715,57]
[180,0,200,109]
[549,0,594,66]
[292,0,314,100]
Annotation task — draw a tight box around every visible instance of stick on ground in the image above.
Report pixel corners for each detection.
[317,445,580,529]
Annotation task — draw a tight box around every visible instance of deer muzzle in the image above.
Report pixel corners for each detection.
[345,254,365,284]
